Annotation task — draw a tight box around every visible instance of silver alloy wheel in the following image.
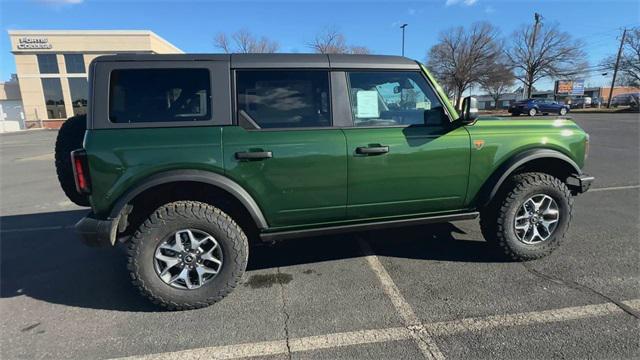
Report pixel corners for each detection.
[514,194,560,244]
[529,108,537,116]
[560,108,567,115]
[154,229,223,290]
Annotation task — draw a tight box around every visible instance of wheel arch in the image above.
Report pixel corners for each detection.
[108,170,269,234]
[475,148,581,208]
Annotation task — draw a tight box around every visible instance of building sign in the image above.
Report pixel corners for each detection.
[555,80,585,96]
[16,37,52,50]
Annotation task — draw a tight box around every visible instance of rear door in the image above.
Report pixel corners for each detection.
[223,69,347,228]
[341,70,471,220]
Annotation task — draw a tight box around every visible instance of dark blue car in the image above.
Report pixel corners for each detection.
[509,99,570,116]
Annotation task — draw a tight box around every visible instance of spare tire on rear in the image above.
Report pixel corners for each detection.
[54,114,90,207]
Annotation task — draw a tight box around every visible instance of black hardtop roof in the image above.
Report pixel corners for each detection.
[92,53,420,70]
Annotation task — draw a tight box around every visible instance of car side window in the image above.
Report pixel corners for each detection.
[109,68,211,123]
[235,70,331,129]
[347,71,448,127]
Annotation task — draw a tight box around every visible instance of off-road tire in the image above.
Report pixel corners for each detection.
[54,114,89,206]
[127,201,248,310]
[481,172,573,261]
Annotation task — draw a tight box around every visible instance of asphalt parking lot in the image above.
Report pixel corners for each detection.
[1,113,639,359]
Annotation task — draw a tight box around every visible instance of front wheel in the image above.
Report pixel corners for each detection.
[559,107,568,116]
[528,108,537,117]
[481,172,573,261]
[127,201,248,310]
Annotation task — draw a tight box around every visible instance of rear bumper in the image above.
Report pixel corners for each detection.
[75,213,118,247]
[567,174,594,194]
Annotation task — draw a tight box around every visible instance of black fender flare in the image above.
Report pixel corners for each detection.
[108,169,269,229]
[475,148,581,207]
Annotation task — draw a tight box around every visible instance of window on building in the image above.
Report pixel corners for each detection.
[109,68,211,123]
[236,70,331,129]
[64,54,86,74]
[41,78,66,119]
[37,54,59,74]
[68,78,88,116]
[347,71,447,127]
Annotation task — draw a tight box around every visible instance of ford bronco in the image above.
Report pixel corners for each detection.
[54,54,593,310]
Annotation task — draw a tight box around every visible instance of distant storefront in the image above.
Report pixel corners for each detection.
[8,30,182,128]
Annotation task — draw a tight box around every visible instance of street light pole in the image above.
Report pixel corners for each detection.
[400,24,408,56]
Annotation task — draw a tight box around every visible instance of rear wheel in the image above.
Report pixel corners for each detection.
[481,172,573,261]
[54,114,89,206]
[528,108,537,117]
[127,201,248,310]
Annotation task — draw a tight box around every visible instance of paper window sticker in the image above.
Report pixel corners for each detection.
[356,91,379,118]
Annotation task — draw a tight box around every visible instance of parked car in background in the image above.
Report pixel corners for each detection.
[509,98,570,116]
[610,93,640,108]
[569,97,591,109]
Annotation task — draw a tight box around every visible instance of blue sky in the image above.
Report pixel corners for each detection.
[1,0,638,90]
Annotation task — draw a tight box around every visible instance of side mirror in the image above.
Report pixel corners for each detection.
[459,96,479,124]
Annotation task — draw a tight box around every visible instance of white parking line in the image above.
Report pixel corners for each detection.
[590,184,640,192]
[358,238,445,360]
[115,299,640,360]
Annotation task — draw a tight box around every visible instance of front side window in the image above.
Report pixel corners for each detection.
[68,78,88,116]
[37,54,59,74]
[41,78,66,119]
[64,54,85,73]
[236,70,331,129]
[347,71,448,127]
[109,68,211,123]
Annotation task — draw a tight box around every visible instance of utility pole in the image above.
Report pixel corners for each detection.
[400,24,408,56]
[527,12,542,98]
[607,28,627,108]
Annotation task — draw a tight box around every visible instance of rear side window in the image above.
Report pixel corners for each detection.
[236,70,331,129]
[109,68,211,123]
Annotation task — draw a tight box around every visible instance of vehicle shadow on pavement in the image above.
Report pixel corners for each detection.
[248,222,509,270]
[1,211,507,312]
[0,210,157,312]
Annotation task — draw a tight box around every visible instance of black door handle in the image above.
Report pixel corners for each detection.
[356,146,389,155]
[235,151,273,160]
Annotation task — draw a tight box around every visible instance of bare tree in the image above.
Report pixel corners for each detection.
[309,28,372,54]
[620,27,640,86]
[601,27,640,87]
[426,22,503,108]
[480,65,515,109]
[214,29,279,53]
[506,22,586,98]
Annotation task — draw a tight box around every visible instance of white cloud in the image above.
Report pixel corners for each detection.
[445,0,478,6]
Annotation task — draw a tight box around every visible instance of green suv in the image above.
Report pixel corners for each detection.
[54,54,593,310]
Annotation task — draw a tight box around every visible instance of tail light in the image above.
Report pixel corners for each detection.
[71,149,91,194]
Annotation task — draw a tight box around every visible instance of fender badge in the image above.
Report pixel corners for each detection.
[474,140,485,150]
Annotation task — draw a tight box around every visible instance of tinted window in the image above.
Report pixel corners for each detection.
[236,70,331,129]
[347,71,447,127]
[109,68,211,123]
[64,54,85,73]
[41,78,66,119]
[68,78,88,116]
[37,54,59,74]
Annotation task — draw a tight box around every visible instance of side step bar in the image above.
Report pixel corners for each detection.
[260,211,479,242]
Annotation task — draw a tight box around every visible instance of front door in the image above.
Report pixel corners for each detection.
[342,71,471,220]
[223,70,347,228]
